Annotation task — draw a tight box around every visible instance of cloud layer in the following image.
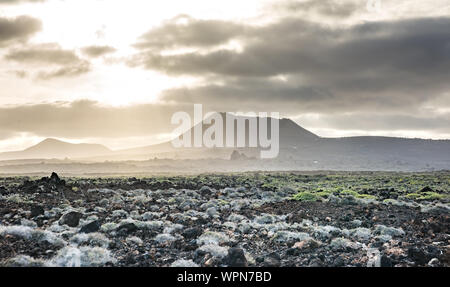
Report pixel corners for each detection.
[81,45,116,58]
[0,0,449,150]
[0,15,41,45]
[5,43,91,79]
[130,16,450,116]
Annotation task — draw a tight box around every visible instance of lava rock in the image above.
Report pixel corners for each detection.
[50,172,61,183]
[0,186,8,195]
[224,248,248,267]
[419,186,433,193]
[408,247,433,266]
[380,255,393,267]
[199,186,212,196]
[182,227,202,239]
[286,248,300,256]
[80,220,101,233]
[30,205,44,218]
[41,172,65,186]
[59,211,82,227]
[116,223,138,234]
[333,256,345,267]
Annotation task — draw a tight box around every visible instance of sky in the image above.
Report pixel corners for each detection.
[0,0,449,151]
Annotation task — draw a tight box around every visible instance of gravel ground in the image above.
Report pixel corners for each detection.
[0,172,448,267]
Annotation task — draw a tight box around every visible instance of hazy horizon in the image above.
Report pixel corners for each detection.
[2,117,450,154]
[1,0,450,152]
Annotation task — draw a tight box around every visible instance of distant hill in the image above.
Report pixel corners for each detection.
[116,114,320,157]
[0,138,112,160]
[0,114,450,172]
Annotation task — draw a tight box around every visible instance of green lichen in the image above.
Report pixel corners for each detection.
[292,192,320,202]
[406,192,446,201]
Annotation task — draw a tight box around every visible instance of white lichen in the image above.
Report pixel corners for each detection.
[197,244,229,259]
[48,246,116,267]
[126,236,143,246]
[374,225,405,237]
[271,231,311,244]
[0,225,66,247]
[70,232,110,248]
[197,231,230,246]
[100,222,119,234]
[170,259,199,267]
[349,228,372,241]
[154,233,177,244]
[1,255,46,267]
[329,237,362,251]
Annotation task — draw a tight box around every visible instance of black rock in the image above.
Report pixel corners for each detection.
[420,186,433,193]
[429,222,441,233]
[224,248,248,267]
[80,220,101,233]
[182,227,202,239]
[380,255,393,267]
[286,248,300,256]
[30,205,45,218]
[46,172,65,186]
[50,172,60,182]
[183,240,198,251]
[59,211,82,227]
[116,223,138,234]
[333,256,345,267]
[199,186,212,196]
[408,247,430,266]
[0,186,8,195]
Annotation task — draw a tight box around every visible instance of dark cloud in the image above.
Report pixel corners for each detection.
[0,15,42,45]
[161,77,337,114]
[5,43,91,79]
[132,17,450,79]
[81,45,116,58]
[134,14,246,50]
[6,43,82,64]
[160,75,447,116]
[131,16,450,114]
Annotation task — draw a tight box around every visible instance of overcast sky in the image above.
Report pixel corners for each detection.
[0,0,449,151]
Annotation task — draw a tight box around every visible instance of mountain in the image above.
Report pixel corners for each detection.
[0,114,450,171]
[0,138,112,160]
[103,114,450,170]
[116,114,320,158]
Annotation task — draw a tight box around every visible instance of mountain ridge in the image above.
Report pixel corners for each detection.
[0,138,111,160]
[0,114,449,172]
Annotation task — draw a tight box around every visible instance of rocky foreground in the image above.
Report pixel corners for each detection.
[0,172,449,267]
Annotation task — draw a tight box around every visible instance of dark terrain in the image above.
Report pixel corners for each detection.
[0,172,448,267]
